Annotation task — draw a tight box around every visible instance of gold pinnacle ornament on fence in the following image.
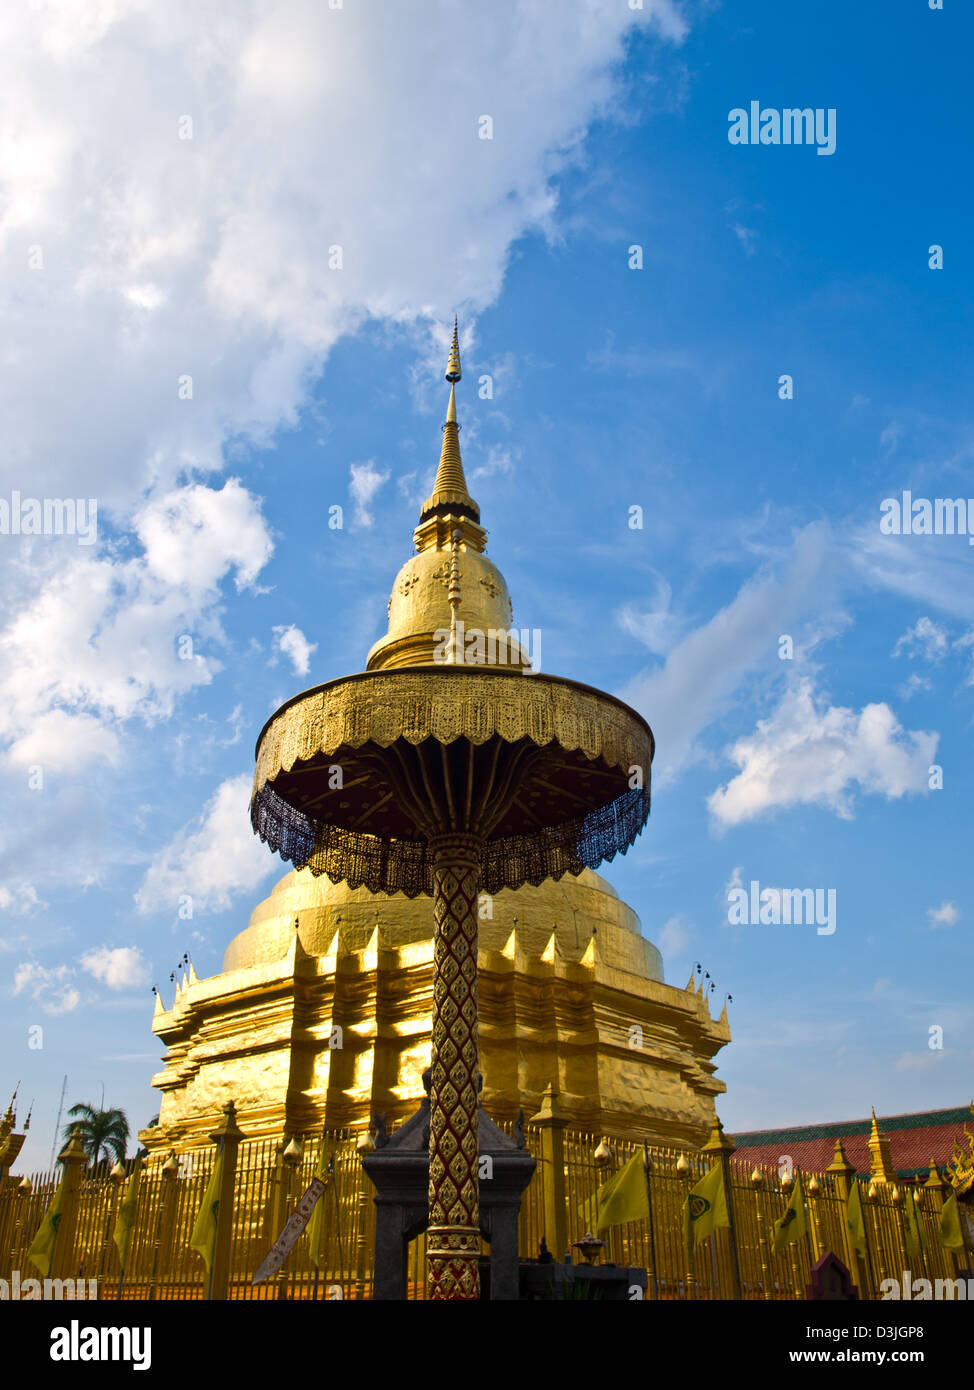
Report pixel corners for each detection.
[250,320,654,1299]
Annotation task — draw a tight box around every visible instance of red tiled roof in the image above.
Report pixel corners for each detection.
[730,1106,971,1180]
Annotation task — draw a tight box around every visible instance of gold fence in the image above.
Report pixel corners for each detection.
[0,1119,964,1300]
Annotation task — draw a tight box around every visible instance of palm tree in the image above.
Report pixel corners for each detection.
[62,1103,129,1171]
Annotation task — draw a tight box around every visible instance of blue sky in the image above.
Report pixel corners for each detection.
[1,0,971,1169]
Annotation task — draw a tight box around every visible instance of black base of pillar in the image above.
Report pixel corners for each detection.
[362,1073,535,1301]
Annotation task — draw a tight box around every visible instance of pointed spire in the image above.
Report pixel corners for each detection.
[445,316,462,382]
[419,320,479,524]
[867,1108,895,1183]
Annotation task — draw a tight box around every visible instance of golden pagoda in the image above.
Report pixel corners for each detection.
[143,324,730,1155]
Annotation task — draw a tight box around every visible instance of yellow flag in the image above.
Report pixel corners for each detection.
[113,1163,141,1273]
[684,1163,729,1254]
[904,1192,922,1261]
[190,1150,224,1275]
[27,1176,66,1279]
[939,1194,964,1251]
[576,1187,600,1234]
[595,1153,649,1233]
[773,1173,807,1252]
[307,1141,329,1270]
[846,1181,866,1256]
[572,1150,633,1228]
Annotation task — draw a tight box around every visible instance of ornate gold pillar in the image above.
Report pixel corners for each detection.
[208,1101,245,1301]
[827,1139,862,1292]
[701,1115,742,1300]
[149,1151,178,1297]
[749,1167,772,1300]
[426,832,482,1301]
[529,1086,571,1261]
[51,1128,87,1281]
[276,1135,302,1300]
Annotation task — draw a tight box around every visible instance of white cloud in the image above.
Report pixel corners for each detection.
[953,629,974,686]
[136,480,273,593]
[12,961,80,1015]
[892,616,948,663]
[851,528,974,624]
[135,774,275,916]
[80,945,150,991]
[273,624,317,677]
[0,0,689,884]
[469,444,518,484]
[619,524,835,783]
[349,461,390,528]
[731,223,757,256]
[927,901,959,929]
[0,480,272,772]
[7,710,123,773]
[724,865,744,900]
[898,672,932,700]
[618,577,682,657]
[658,914,693,959]
[708,678,937,827]
[0,883,45,915]
[0,0,685,518]
[896,1049,950,1071]
[880,421,903,454]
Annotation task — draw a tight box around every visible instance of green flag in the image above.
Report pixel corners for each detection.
[904,1191,922,1261]
[772,1173,807,1253]
[190,1150,224,1275]
[113,1163,141,1273]
[594,1153,649,1233]
[683,1162,729,1255]
[27,1176,66,1279]
[846,1181,866,1257]
[307,1142,329,1269]
[939,1194,964,1252]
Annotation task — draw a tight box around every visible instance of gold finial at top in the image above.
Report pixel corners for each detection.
[418,320,479,527]
[445,316,461,382]
[701,1112,736,1155]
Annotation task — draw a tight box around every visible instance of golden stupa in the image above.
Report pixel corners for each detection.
[144,325,729,1153]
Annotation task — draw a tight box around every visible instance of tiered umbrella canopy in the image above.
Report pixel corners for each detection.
[251,324,654,1299]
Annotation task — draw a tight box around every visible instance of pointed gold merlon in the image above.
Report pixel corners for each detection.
[867,1108,895,1184]
[419,320,479,523]
[701,1113,736,1155]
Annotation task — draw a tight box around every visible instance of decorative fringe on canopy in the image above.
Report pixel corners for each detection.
[251,781,650,897]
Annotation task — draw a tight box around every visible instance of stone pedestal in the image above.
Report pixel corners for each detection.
[362,1073,534,1300]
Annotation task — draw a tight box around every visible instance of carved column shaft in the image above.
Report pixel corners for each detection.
[426,832,482,1301]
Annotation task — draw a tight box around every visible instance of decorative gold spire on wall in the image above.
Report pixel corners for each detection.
[867,1108,895,1184]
